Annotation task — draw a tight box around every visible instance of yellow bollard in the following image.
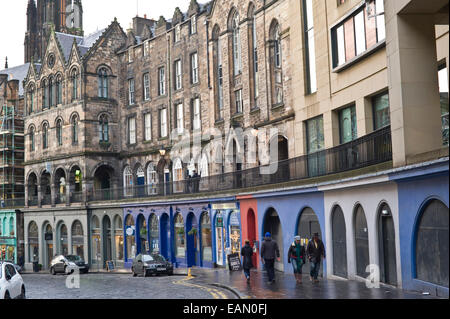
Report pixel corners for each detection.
[187,268,192,278]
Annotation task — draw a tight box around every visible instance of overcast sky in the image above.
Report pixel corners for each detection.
[0,0,194,69]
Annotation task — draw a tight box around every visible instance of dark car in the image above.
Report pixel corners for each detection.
[131,253,173,277]
[49,255,89,275]
[66,255,89,274]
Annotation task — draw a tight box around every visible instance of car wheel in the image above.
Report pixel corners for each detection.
[50,267,56,275]
[132,267,137,277]
[20,286,26,299]
[4,291,11,299]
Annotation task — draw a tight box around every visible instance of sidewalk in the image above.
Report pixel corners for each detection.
[188,267,440,299]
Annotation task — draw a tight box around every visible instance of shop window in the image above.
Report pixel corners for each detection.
[201,213,212,262]
[439,64,449,146]
[174,214,185,258]
[114,216,124,261]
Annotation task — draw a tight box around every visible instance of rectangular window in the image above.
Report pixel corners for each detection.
[235,89,243,114]
[160,108,168,138]
[306,116,325,176]
[128,49,133,63]
[191,15,197,34]
[128,79,135,105]
[192,98,201,131]
[191,53,199,84]
[332,0,385,69]
[303,0,317,94]
[128,117,136,144]
[218,39,224,114]
[439,64,449,146]
[158,67,166,96]
[144,113,152,141]
[373,92,390,130]
[252,17,259,101]
[143,73,150,101]
[354,11,366,56]
[176,103,184,135]
[339,105,357,144]
[175,60,182,90]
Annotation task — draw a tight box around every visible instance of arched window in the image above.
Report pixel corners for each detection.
[114,216,124,260]
[99,114,109,142]
[231,11,242,76]
[49,77,54,107]
[149,214,159,253]
[42,80,48,109]
[56,75,62,105]
[29,126,35,152]
[28,86,35,114]
[91,216,100,263]
[270,22,283,106]
[123,166,133,196]
[173,158,183,193]
[98,67,108,98]
[28,221,39,263]
[71,220,84,257]
[147,163,157,195]
[174,214,185,257]
[72,115,78,144]
[42,122,49,149]
[56,119,63,146]
[125,215,136,260]
[71,69,79,101]
[201,213,212,262]
[9,217,14,235]
[0,219,2,236]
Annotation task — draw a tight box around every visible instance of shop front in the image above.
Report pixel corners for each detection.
[0,210,23,264]
[211,201,241,268]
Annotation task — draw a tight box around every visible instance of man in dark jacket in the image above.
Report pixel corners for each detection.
[261,232,280,283]
[241,240,254,282]
[306,232,326,283]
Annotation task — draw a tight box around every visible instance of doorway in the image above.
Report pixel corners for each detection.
[247,209,257,267]
[378,204,397,286]
[332,205,347,278]
[102,216,112,267]
[186,213,198,267]
[263,208,284,272]
[297,207,323,277]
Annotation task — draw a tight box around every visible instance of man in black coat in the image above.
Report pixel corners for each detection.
[241,240,254,282]
[306,232,326,283]
[261,232,280,283]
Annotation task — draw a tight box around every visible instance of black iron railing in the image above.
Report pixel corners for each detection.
[16,126,392,208]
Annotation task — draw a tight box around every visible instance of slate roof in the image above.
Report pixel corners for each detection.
[0,63,31,96]
[55,29,106,62]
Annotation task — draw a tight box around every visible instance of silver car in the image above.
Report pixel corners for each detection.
[0,261,26,299]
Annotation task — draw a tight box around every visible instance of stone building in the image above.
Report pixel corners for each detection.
[19,0,449,297]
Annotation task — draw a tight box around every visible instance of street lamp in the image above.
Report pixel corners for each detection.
[159,147,166,157]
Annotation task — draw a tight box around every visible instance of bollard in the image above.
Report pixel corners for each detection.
[187,268,192,278]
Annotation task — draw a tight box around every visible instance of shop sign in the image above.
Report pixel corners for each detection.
[212,203,238,210]
[216,217,223,228]
[229,212,240,226]
[126,226,135,236]
[227,253,241,271]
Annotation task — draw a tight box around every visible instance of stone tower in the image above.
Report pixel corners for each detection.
[24,0,84,63]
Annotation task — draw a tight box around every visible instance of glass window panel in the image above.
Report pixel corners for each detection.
[339,105,357,144]
[375,0,385,41]
[355,11,366,55]
[373,92,390,130]
[337,25,346,66]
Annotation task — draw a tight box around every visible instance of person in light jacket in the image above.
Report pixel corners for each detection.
[287,236,306,284]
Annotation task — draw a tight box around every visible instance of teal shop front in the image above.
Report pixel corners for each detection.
[0,210,18,263]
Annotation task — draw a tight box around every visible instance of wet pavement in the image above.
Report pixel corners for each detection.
[190,268,440,299]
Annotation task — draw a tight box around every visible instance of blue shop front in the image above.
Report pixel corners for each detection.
[122,200,216,269]
[211,200,242,268]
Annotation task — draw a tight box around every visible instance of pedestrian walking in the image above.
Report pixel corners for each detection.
[306,232,326,283]
[241,240,254,282]
[260,232,280,283]
[288,235,306,284]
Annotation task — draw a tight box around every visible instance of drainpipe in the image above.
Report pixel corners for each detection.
[205,19,211,89]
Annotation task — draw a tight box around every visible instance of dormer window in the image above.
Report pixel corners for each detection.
[190,15,197,35]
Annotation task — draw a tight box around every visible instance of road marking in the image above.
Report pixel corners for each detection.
[173,277,229,299]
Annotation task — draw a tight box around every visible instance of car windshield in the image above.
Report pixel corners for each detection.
[66,255,82,262]
[151,254,166,263]
[141,255,154,262]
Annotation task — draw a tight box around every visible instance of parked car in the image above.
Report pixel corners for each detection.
[65,255,89,274]
[0,261,26,299]
[131,253,173,277]
[49,255,83,275]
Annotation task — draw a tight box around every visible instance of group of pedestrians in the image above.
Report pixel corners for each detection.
[241,232,325,285]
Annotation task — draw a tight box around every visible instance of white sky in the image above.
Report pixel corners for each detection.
[0,0,193,68]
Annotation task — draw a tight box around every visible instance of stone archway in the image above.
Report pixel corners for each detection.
[263,208,284,272]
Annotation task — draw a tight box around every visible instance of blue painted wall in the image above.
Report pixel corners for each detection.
[256,190,325,275]
[395,172,449,296]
